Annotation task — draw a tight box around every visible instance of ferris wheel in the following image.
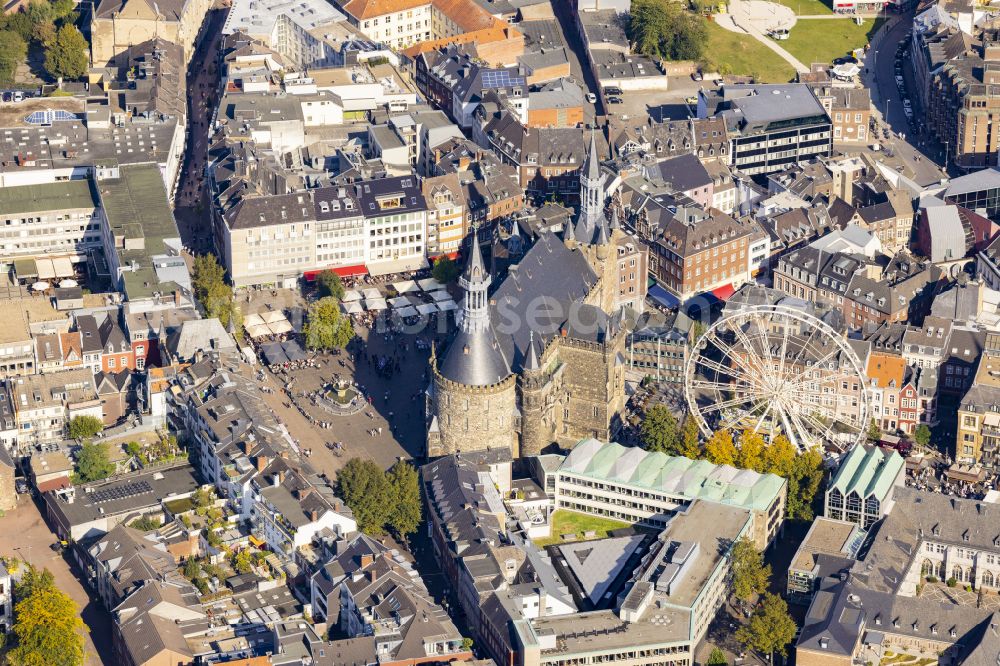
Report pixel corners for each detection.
[683,304,870,451]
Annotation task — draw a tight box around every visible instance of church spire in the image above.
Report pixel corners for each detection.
[458,231,491,334]
[525,331,540,372]
[577,129,607,244]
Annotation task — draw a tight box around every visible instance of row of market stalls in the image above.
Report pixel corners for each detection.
[13,257,81,291]
[340,278,457,317]
[243,310,294,340]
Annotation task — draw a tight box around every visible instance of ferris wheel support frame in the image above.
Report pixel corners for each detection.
[682,303,871,451]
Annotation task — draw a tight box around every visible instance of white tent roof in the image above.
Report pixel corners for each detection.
[365,298,387,310]
[417,278,443,291]
[342,289,362,302]
[53,257,74,278]
[392,280,417,293]
[245,313,265,327]
[430,290,452,302]
[437,300,458,311]
[388,296,411,308]
[362,288,382,300]
[246,324,271,339]
[268,320,293,335]
[416,303,437,315]
[396,305,418,317]
[342,300,364,314]
[36,259,55,280]
[261,310,286,324]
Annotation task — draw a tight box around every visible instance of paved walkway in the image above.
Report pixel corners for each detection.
[716,0,811,74]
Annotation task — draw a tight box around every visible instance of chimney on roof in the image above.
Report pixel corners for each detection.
[256,454,269,473]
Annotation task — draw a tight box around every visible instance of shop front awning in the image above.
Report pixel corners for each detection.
[711,283,737,301]
[367,256,428,277]
[13,258,37,279]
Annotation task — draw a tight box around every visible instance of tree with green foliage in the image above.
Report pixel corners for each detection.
[867,417,882,443]
[432,255,460,284]
[9,566,86,666]
[192,254,242,332]
[0,13,34,41]
[678,417,702,458]
[76,441,114,482]
[184,558,201,581]
[128,516,162,531]
[316,270,346,300]
[388,461,422,537]
[786,447,825,521]
[737,430,767,472]
[730,536,771,602]
[193,487,214,510]
[704,429,737,465]
[735,593,797,660]
[232,549,254,574]
[68,415,103,440]
[44,24,88,82]
[0,31,26,87]
[126,441,142,460]
[641,405,681,454]
[914,424,931,449]
[303,297,355,350]
[337,458,393,533]
[707,647,728,666]
[628,0,707,61]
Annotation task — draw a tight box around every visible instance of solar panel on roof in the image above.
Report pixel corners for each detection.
[481,70,525,90]
[24,109,80,126]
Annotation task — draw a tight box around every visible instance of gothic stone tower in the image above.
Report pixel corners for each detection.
[427,234,517,458]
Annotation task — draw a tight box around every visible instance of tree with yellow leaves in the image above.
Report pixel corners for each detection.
[737,429,767,472]
[704,429,738,466]
[761,434,796,477]
[9,565,86,666]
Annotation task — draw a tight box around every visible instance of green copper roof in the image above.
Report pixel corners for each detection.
[560,439,786,512]
[828,445,904,500]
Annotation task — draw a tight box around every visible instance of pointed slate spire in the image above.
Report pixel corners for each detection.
[564,218,578,244]
[609,205,620,230]
[463,230,487,284]
[525,331,540,372]
[594,218,610,246]
[584,129,601,182]
[459,230,491,334]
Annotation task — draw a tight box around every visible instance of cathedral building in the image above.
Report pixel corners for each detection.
[426,133,638,458]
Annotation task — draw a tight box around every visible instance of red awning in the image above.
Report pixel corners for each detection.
[711,283,736,300]
[304,265,368,281]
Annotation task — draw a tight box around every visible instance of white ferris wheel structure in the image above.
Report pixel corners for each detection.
[683,304,871,451]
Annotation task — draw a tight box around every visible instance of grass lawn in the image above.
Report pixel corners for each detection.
[533,510,633,548]
[782,17,885,67]
[772,0,834,16]
[703,20,796,83]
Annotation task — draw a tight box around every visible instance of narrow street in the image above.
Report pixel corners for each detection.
[174,6,228,256]
[864,12,950,185]
[550,0,604,120]
[0,496,113,665]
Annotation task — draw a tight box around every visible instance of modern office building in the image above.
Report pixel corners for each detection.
[702,84,832,177]
[824,445,906,529]
[553,438,787,548]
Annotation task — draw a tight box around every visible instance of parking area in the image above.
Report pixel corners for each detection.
[605,77,707,124]
[0,495,112,665]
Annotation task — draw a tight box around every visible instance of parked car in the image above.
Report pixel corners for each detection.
[586,92,597,103]
[12,91,23,103]
[685,95,698,105]
[603,86,622,96]
[608,95,623,104]
[14,479,28,494]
